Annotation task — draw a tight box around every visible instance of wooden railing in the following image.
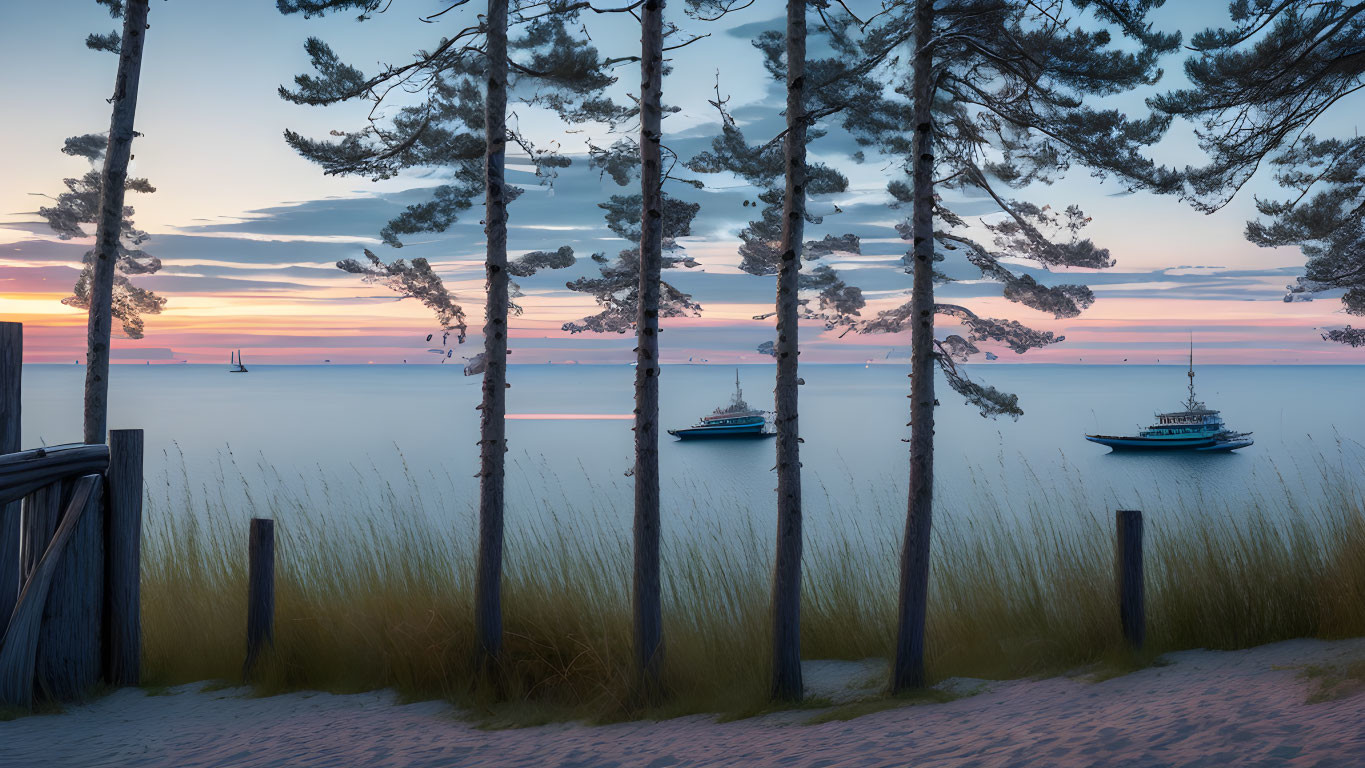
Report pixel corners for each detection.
[0,322,143,709]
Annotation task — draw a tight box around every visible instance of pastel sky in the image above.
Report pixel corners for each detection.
[1,0,1361,365]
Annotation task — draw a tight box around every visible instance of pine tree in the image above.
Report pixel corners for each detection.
[562,0,745,696]
[561,159,703,335]
[279,0,623,669]
[76,0,151,444]
[36,134,164,342]
[683,6,867,703]
[561,148,704,695]
[633,0,668,699]
[1151,1,1365,347]
[802,0,1179,691]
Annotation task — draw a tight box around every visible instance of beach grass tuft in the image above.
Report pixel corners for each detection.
[140,448,1365,722]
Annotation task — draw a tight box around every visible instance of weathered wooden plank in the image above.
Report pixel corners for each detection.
[0,322,20,628]
[1116,509,1145,650]
[0,445,109,507]
[20,482,63,583]
[36,479,104,702]
[0,475,98,709]
[0,323,18,452]
[104,429,143,686]
[242,518,275,681]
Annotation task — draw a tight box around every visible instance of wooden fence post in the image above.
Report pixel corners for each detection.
[0,322,21,626]
[0,476,101,709]
[35,480,104,701]
[1116,509,1145,650]
[243,518,275,681]
[105,429,142,686]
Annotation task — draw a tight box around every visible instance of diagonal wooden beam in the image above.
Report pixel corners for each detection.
[0,475,100,709]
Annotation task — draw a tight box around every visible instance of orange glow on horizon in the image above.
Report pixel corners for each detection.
[6,278,1361,364]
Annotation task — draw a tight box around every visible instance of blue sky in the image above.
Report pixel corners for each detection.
[1,0,1361,364]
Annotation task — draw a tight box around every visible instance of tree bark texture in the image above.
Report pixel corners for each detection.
[891,0,937,693]
[634,0,666,695]
[474,0,511,669]
[770,0,807,704]
[84,0,150,446]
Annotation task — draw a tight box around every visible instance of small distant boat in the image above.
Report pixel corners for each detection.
[229,350,249,373]
[1085,342,1252,452]
[668,370,774,440]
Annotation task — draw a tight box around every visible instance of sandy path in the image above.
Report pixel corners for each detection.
[3,639,1364,768]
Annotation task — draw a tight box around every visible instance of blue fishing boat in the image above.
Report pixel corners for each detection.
[1086,343,1253,453]
[668,371,773,440]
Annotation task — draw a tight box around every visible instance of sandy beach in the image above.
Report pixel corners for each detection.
[2,638,1363,767]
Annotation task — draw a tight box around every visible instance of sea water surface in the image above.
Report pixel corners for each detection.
[18,363,1365,548]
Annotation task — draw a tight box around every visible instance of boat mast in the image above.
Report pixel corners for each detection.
[1185,335,1198,410]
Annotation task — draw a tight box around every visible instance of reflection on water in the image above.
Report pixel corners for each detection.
[18,363,1365,549]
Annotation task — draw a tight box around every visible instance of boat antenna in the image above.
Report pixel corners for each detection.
[1186,333,1198,410]
[732,367,748,410]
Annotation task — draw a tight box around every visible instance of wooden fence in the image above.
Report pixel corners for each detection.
[0,322,143,709]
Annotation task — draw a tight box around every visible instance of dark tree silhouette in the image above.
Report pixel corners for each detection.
[36,134,163,342]
[683,8,868,702]
[561,0,746,696]
[336,250,469,345]
[686,96,865,332]
[561,197,703,334]
[66,0,152,445]
[633,0,668,697]
[279,0,622,669]
[1152,1,1365,347]
[801,0,1180,691]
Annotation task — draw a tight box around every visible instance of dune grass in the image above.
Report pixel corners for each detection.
[140,447,1365,723]
[1298,659,1365,704]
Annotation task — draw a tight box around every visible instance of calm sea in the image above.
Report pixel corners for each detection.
[17,363,1365,546]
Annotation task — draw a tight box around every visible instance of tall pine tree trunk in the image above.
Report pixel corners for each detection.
[770,0,806,703]
[891,0,937,693]
[83,0,149,446]
[633,0,666,695]
[475,0,510,668]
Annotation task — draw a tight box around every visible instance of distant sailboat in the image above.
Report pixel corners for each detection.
[230,350,248,373]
